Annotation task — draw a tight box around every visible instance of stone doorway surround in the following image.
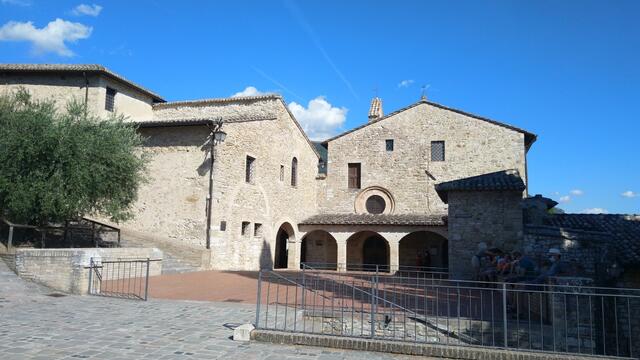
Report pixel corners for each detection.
[296,213,448,272]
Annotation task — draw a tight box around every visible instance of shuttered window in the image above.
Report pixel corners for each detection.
[348,163,361,189]
[105,87,116,112]
[431,141,445,161]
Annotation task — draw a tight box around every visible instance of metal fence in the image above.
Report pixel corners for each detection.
[255,268,640,358]
[88,257,154,300]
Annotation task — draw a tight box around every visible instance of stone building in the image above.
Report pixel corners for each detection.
[3,63,637,280]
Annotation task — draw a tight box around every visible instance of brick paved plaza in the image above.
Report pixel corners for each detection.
[0,261,430,360]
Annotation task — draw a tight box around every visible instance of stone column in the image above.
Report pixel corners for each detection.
[330,232,351,272]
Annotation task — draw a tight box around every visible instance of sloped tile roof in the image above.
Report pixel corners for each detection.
[544,214,640,266]
[435,169,526,203]
[300,213,447,226]
[322,99,537,149]
[0,64,164,102]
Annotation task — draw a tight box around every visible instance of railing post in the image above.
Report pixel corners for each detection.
[370,274,376,338]
[7,225,13,250]
[502,282,508,348]
[88,257,93,295]
[301,264,306,310]
[255,270,263,327]
[144,258,150,301]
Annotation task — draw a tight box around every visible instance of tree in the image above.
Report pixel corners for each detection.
[0,89,147,226]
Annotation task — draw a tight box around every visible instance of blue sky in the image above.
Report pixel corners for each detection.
[1,0,638,214]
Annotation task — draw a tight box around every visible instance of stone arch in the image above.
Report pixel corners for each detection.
[398,231,448,270]
[354,186,395,214]
[346,231,390,272]
[274,222,294,269]
[300,230,338,270]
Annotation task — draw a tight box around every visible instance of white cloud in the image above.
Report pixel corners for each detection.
[288,96,348,141]
[570,189,584,196]
[622,190,638,198]
[558,195,571,203]
[582,208,608,214]
[72,4,102,17]
[231,86,267,98]
[1,0,31,6]
[398,79,414,88]
[0,18,92,56]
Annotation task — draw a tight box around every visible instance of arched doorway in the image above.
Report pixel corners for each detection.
[398,231,448,270]
[347,231,390,272]
[300,230,337,270]
[274,223,294,269]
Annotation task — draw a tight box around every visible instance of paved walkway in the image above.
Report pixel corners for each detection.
[148,270,262,303]
[0,261,427,359]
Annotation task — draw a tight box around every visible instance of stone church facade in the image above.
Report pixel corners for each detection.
[1,64,540,277]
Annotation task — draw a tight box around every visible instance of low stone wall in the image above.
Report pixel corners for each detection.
[252,330,597,360]
[12,248,163,295]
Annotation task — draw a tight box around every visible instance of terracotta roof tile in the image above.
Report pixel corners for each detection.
[435,169,526,203]
[300,213,447,226]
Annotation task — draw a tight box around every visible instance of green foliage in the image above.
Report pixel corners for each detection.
[0,89,147,225]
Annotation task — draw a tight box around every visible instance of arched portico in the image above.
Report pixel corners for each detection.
[399,231,448,270]
[346,231,390,272]
[274,222,294,269]
[300,230,337,270]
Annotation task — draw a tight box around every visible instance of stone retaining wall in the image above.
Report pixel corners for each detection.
[11,248,162,295]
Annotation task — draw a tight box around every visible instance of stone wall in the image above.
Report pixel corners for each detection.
[12,248,162,294]
[447,190,524,279]
[522,225,612,278]
[131,96,320,270]
[319,102,527,215]
[0,72,155,120]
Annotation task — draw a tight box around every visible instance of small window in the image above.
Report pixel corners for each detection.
[105,87,116,112]
[385,139,394,152]
[431,141,445,162]
[241,221,250,236]
[366,195,386,214]
[348,163,361,189]
[280,165,284,182]
[254,223,263,237]
[219,221,226,231]
[291,157,298,187]
[245,156,255,183]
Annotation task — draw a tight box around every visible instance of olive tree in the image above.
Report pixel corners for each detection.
[0,89,147,226]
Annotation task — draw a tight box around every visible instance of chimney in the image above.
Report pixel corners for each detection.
[368,97,383,122]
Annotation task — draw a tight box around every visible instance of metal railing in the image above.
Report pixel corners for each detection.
[255,268,640,358]
[88,257,156,300]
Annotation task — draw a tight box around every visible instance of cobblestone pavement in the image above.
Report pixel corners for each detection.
[0,260,428,360]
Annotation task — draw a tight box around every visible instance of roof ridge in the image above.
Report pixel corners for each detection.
[0,63,164,102]
[322,99,537,148]
[153,94,283,109]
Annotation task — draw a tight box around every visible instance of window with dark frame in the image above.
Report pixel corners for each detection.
[366,195,386,214]
[348,163,361,189]
[245,156,255,183]
[254,223,263,237]
[280,165,284,182]
[431,141,445,161]
[105,87,116,112]
[241,221,250,236]
[291,157,298,187]
[385,139,394,151]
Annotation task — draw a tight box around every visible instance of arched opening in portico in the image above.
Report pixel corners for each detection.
[346,231,390,272]
[299,230,337,270]
[274,222,294,269]
[398,231,448,270]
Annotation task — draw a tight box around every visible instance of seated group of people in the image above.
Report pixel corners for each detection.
[474,247,568,284]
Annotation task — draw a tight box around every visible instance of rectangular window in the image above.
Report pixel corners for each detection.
[245,156,255,183]
[348,163,361,189]
[219,221,226,231]
[431,141,445,161]
[280,165,284,182]
[241,221,250,236]
[254,223,263,237]
[105,87,116,112]
[385,139,394,151]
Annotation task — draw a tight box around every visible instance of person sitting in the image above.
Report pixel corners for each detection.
[505,251,538,283]
[531,248,568,284]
